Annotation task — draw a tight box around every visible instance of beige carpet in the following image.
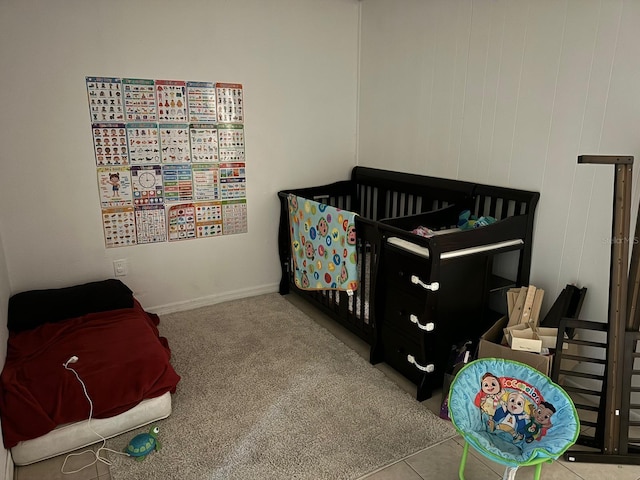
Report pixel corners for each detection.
[107,293,456,480]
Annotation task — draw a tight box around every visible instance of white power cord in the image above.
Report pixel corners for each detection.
[61,356,130,475]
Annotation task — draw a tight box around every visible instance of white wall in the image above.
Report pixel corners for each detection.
[0,0,360,310]
[358,0,640,323]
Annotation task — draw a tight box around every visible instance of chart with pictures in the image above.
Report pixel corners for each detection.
[86,76,247,248]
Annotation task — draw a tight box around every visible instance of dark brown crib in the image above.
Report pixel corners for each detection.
[278,166,539,400]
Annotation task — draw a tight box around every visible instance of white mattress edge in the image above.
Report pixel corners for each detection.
[11,391,172,466]
[387,236,524,259]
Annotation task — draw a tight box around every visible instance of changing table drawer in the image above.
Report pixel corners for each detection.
[382,286,437,339]
[380,325,436,385]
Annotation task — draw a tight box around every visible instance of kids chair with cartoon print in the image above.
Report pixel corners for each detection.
[448,358,579,480]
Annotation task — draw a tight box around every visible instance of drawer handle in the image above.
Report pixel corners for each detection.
[407,355,435,373]
[410,275,439,291]
[409,314,435,331]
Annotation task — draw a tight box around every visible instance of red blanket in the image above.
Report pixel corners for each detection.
[0,301,180,448]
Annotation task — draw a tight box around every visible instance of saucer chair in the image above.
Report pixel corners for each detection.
[448,358,579,480]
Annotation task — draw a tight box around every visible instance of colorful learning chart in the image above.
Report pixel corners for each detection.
[218,124,245,163]
[123,78,157,122]
[156,80,187,123]
[131,165,163,206]
[97,166,133,207]
[195,202,223,237]
[86,77,248,247]
[222,200,248,235]
[135,205,167,244]
[190,124,218,163]
[168,203,196,241]
[192,164,219,201]
[127,123,160,164]
[86,77,124,122]
[92,124,129,166]
[216,83,244,123]
[160,124,190,163]
[187,81,217,123]
[102,207,136,248]
[219,163,246,200]
[163,164,193,202]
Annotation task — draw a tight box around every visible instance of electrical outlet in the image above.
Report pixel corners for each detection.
[113,259,128,277]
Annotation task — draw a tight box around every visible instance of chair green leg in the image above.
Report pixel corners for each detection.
[458,441,470,480]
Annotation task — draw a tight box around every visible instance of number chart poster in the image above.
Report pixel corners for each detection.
[86,77,247,247]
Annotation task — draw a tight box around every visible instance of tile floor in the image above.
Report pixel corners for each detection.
[14,295,640,480]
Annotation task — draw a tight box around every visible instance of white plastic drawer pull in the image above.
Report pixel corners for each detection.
[409,314,435,331]
[410,275,439,291]
[406,355,435,373]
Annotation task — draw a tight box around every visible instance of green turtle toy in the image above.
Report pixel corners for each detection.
[125,425,162,461]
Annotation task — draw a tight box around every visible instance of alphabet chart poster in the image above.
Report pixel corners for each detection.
[222,200,248,235]
[102,207,137,248]
[86,76,248,247]
[135,205,167,244]
[97,166,133,207]
[123,78,157,122]
[168,203,196,241]
[87,77,125,122]
[187,81,217,123]
[218,124,245,163]
[195,202,223,237]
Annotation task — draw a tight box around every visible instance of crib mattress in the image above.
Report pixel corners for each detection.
[11,391,172,466]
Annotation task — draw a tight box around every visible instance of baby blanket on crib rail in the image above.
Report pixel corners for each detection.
[288,195,358,292]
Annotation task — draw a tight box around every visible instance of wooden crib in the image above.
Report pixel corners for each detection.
[278,166,539,399]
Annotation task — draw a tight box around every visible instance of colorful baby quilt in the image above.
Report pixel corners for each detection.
[287,195,358,292]
[448,358,579,466]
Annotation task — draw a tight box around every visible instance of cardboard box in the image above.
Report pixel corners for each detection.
[478,316,553,375]
[509,328,543,353]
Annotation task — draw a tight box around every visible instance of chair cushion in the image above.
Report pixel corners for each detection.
[448,357,579,466]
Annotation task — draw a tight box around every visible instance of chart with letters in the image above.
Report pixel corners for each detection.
[86,77,247,247]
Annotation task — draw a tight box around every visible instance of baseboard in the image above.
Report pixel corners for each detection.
[149,282,280,315]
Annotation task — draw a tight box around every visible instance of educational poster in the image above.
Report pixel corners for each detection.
[97,166,133,207]
[195,202,223,237]
[168,203,196,241]
[218,124,245,163]
[190,124,218,163]
[216,83,244,123]
[86,77,124,122]
[160,125,190,163]
[192,164,219,201]
[131,165,163,205]
[102,207,136,248]
[222,200,248,235]
[123,78,157,122]
[135,205,167,244]
[86,76,248,247]
[187,81,217,123]
[156,80,187,123]
[127,123,159,164]
[92,124,128,166]
[163,164,193,202]
[219,163,246,200]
